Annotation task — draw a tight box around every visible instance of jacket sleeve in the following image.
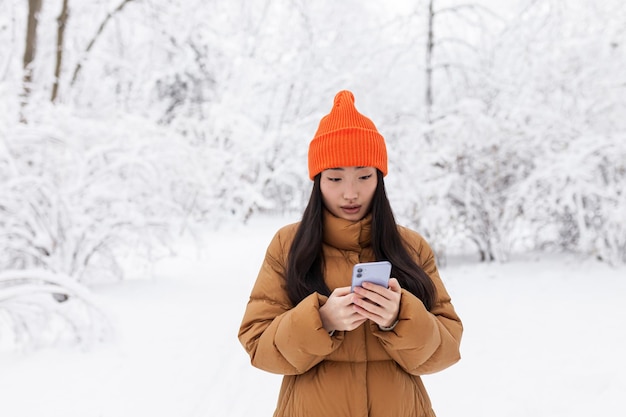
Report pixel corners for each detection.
[370,233,463,375]
[238,228,344,375]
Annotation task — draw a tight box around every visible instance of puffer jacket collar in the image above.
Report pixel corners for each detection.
[323,209,372,252]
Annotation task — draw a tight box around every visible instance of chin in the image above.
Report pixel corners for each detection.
[340,212,365,222]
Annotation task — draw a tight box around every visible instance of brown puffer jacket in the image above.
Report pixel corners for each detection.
[238,211,462,417]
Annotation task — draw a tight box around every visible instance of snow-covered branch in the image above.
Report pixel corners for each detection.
[0,269,111,350]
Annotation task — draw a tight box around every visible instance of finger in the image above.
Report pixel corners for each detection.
[358,282,396,302]
[354,286,388,306]
[353,286,399,320]
[352,294,388,315]
[345,317,368,331]
[356,282,383,298]
[388,278,402,293]
[331,286,353,297]
[340,310,368,329]
[352,302,387,323]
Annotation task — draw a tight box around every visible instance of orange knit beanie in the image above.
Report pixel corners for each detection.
[308,90,388,180]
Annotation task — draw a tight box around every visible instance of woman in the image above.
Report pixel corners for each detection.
[238,90,462,417]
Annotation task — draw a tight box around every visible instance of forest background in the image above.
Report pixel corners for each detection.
[0,0,625,350]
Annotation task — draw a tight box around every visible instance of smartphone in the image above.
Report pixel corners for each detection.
[350,261,392,292]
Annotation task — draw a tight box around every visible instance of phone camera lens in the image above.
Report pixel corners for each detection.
[357,273,362,278]
[357,268,363,273]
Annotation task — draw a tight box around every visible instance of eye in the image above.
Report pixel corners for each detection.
[327,177,342,182]
[359,174,373,180]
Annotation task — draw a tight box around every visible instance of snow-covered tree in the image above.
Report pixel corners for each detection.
[0,103,198,348]
[0,269,111,351]
[480,0,626,262]
[1,0,625,350]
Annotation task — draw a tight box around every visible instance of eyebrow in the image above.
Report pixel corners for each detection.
[328,166,367,171]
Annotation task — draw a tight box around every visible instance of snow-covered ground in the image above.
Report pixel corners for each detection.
[1,216,625,417]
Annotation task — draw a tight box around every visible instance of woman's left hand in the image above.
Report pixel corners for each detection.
[352,278,401,328]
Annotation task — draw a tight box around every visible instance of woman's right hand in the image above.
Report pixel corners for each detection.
[319,286,367,333]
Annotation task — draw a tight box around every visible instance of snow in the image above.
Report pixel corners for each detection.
[2,0,625,413]
[1,215,624,417]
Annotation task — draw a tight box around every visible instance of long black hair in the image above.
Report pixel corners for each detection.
[285,170,437,310]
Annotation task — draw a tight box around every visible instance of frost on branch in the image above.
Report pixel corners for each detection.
[0,269,111,351]
[0,114,185,283]
[0,108,193,349]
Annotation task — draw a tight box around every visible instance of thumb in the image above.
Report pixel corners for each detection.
[388,278,402,293]
[330,286,352,297]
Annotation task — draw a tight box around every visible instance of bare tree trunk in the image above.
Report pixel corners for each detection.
[21,0,43,123]
[70,0,135,87]
[424,0,434,144]
[51,0,70,103]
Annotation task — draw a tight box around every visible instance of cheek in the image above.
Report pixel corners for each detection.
[363,183,377,204]
[321,178,344,194]
[320,183,329,199]
[320,183,334,204]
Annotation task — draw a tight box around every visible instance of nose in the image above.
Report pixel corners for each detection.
[343,180,358,200]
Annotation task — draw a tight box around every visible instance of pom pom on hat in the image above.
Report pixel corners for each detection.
[308,90,388,180]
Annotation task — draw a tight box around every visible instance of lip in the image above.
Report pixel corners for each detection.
[341,205,361,215]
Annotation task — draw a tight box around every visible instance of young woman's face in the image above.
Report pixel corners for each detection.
[320,166,378,221]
